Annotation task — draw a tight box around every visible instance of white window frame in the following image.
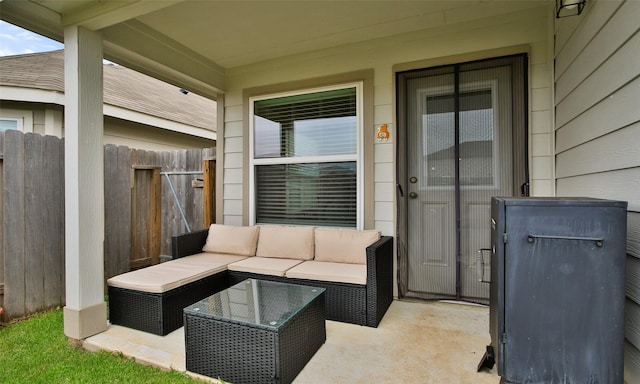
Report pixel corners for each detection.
[0,109,34,133]
[249,82,364,229]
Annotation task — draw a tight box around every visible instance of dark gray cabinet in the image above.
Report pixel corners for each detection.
[487,197,627,384]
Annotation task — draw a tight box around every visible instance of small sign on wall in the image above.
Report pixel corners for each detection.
[376,124,390,142]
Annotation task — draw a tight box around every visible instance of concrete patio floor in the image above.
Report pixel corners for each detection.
[84,299,499,383]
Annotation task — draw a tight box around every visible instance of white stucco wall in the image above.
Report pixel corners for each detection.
[221,5,555,234]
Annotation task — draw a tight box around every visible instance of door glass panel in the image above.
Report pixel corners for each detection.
[460,90,494,186]
[423,94,455,187]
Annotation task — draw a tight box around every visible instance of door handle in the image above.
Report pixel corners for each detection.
[409,192,418,199]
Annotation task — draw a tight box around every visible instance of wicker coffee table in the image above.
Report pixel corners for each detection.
[183,279,326,384]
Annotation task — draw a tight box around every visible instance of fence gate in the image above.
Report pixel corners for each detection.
[130,167,161,270]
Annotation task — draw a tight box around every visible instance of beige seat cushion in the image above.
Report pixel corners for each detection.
[285,260,366,285]
[202,224,260,256]
[107,253,246,293]
[314,227,381,264]
[228,257,303,277]
[173,252,248,267]
[256,225,315,260]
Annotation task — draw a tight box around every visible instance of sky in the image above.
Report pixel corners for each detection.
[0,20,64,56]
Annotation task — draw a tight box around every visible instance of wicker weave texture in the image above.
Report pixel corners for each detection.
[108,271,229,335]
[366,235,394,327]
[185,292,326,384]
[108,287,164,335]
[228,271,366,326]
[172,229,209,258]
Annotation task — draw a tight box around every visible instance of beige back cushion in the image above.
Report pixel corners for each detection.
[202,224,260,256]
[256,225,315,260]
[314,227,381,264]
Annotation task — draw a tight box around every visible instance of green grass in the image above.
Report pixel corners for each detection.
[0,309,202,384]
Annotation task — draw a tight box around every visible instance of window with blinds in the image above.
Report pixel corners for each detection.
[251,86,360,227]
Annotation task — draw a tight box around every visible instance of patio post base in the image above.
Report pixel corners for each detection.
[63,302,108,340]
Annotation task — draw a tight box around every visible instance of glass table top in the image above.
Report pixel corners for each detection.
[184,279,325,330]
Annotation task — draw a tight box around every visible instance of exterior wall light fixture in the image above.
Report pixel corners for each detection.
[556,0,586,18]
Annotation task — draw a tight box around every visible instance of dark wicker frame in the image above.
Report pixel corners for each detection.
[184,291,326,384]
[108,232,229,335]
[173,231,394,328]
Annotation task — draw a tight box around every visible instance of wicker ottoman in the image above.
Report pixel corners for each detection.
[184,279,326,384]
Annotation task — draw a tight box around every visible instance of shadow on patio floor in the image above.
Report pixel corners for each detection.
[84,300,499,383]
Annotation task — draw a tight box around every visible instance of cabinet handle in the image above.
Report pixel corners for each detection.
[527,234,603,247]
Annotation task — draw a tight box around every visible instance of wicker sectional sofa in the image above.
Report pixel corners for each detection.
[107,224,393,335]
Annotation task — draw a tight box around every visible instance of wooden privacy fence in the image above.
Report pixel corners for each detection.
[0,130,65,322]
[0,130,215,321]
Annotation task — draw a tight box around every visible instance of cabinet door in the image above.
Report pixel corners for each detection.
[502,204,625,383]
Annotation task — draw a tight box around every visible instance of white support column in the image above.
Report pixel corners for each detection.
[63,25,107,340]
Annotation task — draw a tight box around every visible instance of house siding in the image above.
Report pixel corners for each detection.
[222,101,245,225]
[0,101,214,151]
[221,5,554,233]
[554,0,640,381]
[102,117,215,151]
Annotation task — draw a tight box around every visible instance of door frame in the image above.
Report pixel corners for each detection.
[395,53,529,301]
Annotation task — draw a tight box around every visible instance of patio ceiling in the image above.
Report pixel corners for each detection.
[0,0,549,98]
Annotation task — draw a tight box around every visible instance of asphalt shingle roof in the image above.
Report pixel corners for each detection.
[0,50,216,131]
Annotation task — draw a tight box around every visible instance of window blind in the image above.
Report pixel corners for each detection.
[255,162,357,227]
